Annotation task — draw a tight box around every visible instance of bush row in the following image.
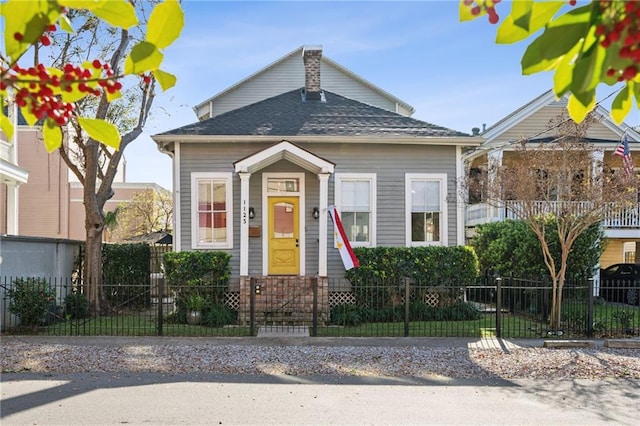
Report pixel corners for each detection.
[330,300,482,327]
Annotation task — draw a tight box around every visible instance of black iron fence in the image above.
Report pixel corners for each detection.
[1,275,638,338]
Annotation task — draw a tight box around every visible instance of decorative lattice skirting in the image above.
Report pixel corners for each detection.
[329,292,357,307]
[424,292,439,307]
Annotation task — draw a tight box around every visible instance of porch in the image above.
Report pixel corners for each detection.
[466,201,640,230]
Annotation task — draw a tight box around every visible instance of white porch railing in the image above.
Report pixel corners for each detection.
[466,201,640,229]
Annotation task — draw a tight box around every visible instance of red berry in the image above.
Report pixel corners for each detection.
[471,5,481,15]
[92,59,102,69]
[487,8,499,24]
[40,35,51,46]
[13,32,23,41]
[622,65,638,80]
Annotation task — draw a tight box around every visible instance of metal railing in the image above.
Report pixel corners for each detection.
[466,201,640,229]
[1,275,638,338]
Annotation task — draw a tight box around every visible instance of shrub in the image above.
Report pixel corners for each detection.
[345,246,479,308]
[103,243,151,309]
[202,304,236,327]
[7,278,56,328]
[64,293,90,319]
[471,219,603,279]
[330,304,365,326]
[164,251,231,305]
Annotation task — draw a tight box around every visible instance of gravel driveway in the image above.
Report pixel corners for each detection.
[1,336,639,380]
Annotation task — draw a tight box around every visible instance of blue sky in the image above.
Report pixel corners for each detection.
[126,0,640,190]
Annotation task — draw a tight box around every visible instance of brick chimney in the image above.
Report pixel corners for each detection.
[302,45,322,100]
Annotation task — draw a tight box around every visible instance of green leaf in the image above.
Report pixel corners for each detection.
[553,44,579,96]
[78,117,121,149]
[567,92,595,123]
[146,0,184,49]
[61,0,138,28]
[571,41,605,94]
[611,85,632,125]
[20,104,38,127]
[496,1,563,44]
[124,41,164,74]
[43,119,63,152]
[521,5,591,75]
[0,108,14,142]
[58,14,74,33]
[2,0,59,61]
[511,0,534,31]
[153,69,177,91]
[92,0,138,29]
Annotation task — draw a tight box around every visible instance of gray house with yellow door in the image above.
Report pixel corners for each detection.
[152,45,480,322]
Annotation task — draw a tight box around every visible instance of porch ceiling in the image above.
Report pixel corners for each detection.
[233,140,335,174]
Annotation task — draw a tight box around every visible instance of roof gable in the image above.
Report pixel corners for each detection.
[193,45,414,120]
[479,89,640,151]
[234,140,335,174]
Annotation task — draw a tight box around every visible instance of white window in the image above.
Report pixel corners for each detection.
[405,173,447,246]
[191,172,233,249]
[335,173,376,246]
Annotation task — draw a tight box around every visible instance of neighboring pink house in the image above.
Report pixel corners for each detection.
[0,114,168,240]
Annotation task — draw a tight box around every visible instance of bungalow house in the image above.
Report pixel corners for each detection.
[463,90,640,268]
[152,45,481,322]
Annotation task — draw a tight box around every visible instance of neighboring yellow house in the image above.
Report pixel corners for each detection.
[464,90,640,268]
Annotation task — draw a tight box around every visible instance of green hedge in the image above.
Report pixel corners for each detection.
[102,243,151,309]
[163,251,231,307]
[345,246,479,285]
[344,246,479,309]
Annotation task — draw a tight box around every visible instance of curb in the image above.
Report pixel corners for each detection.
[604,339,640,349]
[543,340,595,348]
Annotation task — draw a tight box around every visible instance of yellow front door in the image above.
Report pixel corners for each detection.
[268,196,299,275]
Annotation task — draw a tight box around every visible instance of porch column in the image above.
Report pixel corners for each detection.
[239,172,251,276]
[318,173,330,276]
[488,149,504,221]
[5,182,19,234]
[591,149,605,296]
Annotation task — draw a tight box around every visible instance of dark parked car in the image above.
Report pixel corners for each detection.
[600,263,640,305]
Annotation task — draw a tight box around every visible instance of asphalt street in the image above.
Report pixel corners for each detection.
[2,371,639,425]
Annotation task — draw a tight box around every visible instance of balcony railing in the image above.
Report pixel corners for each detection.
[466,201,640,229]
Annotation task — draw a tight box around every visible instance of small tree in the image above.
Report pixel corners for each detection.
[471,219,604,278]
[477,112,636,330]
[1,1,184,314]
[111,188,172,241]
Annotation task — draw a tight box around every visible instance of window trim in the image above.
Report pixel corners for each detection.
[405,173,448,247]
[191,172,233,249]
[334,173,376,247]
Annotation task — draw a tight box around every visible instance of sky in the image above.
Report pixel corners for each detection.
[124,0,640,190]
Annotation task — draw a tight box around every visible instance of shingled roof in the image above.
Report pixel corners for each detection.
[159,89,469,138]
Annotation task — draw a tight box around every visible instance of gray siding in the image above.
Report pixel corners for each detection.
[209,57,403,118]
[179,142,458,279]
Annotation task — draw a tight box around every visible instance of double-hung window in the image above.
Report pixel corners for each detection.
[334,173,376,246]
[191,172,233,249]
[405,173,447,246]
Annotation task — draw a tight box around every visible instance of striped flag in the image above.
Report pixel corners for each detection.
[328,205,359,270]
[614,134,634,178]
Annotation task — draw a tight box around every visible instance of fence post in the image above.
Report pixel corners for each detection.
[495,276,502,338]
[312,277,318,337]
[157,277,163,336]
[249,277,256,336]
[587,277,594,338]
[404,277,410,337]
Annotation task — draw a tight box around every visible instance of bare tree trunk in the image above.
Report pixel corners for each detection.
[84,213,105,314]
